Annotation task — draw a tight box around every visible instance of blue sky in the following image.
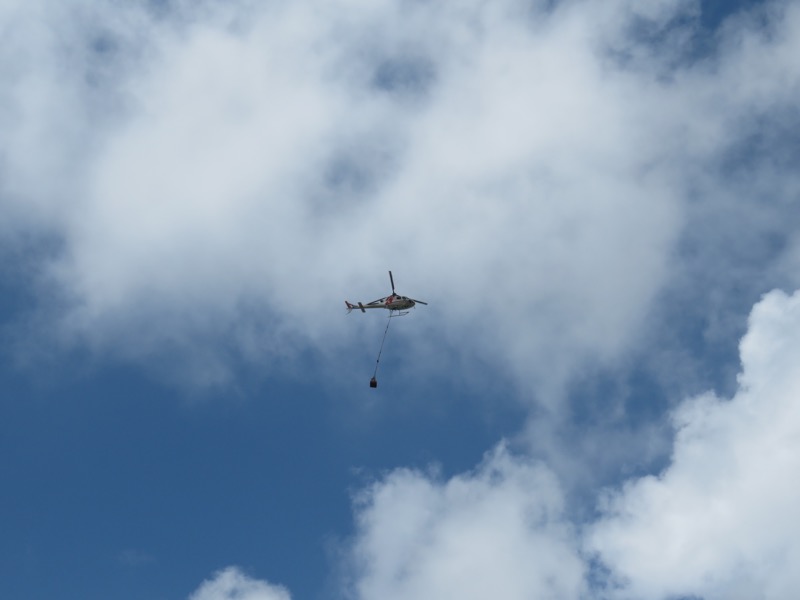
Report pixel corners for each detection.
[2,1,800,599]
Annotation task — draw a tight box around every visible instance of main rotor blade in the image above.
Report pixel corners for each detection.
[410,298,428,305]
[389,270,396,294]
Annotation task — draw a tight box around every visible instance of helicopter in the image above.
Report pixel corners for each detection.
[345,271,428,316]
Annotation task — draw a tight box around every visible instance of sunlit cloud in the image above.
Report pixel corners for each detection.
[341,288,800,599]
[3,0,799,413]
[588,289,800,599]
[9,0,795,397]
[346,443,586,600]
[189,567,290,600]
[2,0,797,402]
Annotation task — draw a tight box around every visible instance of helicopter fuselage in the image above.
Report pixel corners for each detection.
[384,295,416,310]
[345,271,427,314]
[345,295,416,313]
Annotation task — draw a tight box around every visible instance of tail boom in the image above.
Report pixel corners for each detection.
[345,301,366,313]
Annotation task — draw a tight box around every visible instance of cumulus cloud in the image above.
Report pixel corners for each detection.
[189,567,291,600]
[588,289,800,599]
[1,0,798,400]
[346,443,586,600]
[341,287,800,600]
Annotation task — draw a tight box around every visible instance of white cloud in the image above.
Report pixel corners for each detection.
[0,0,668,393]
[347,443,586,600]
[588,289,800,600]
[1,0,798,400]
[343,287,800,600]
[189,567,291,600]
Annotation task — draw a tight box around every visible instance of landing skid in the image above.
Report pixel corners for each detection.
[389,310,410,318]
